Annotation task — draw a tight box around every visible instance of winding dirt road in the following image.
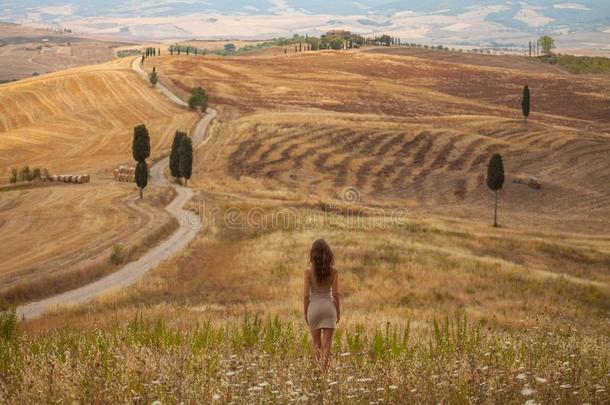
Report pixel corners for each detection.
[16,59,217,320]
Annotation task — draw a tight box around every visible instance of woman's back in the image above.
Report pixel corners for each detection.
[309,271,333,298]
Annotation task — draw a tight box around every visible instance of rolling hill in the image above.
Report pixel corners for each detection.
[0,57,199,302]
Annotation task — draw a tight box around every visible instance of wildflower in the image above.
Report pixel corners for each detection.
[248,386,262,392]
[358,378,373,383]
[286,381,293,386]
[481,366,489,371]
[560,384,571,389]
[524,400,537,405]
[212,394,221,401]
[516,373,527,380]
[376,387,385,392]
[535,377,547,384]
[521,386,534,396]
[226,371,236,377]
[410,389,417,393]
[389,385,398,390]
[347,376,354,382]
[259,381,270,387]
[151,402,162,405]
[329,381,338,386]
[340,352,351,357]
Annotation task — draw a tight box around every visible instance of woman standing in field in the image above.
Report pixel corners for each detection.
[304,239,340,368]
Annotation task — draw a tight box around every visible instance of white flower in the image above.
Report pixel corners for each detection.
[329,381,338,386]
[212,394,221,401]
[151,401,162,405]
[516,373,527,380]
[389,385,398,390]
[535,377,547,383]
[340,352,351,357]
[248,386,262,392]
[560,384,571,389]
[226,371,236,376]
[286,381,293,386]
[376,387,385,392]
[357,378,373,383]
[524,400,537,405]
[259,382,269,387]
[521,386,534,396]
[481,366,489,371]
[410,389,417,393]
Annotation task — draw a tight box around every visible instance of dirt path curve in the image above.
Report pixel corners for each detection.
[17,58,217,320]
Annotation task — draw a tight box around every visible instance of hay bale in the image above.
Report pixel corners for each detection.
[84,174,90,183]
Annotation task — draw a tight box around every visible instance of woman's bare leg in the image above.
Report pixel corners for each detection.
[310,329,322,363]
[321,328,335,370]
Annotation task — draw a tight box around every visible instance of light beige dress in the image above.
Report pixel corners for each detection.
[307,272,337,330]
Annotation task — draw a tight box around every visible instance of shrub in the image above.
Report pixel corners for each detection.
[9,168,17,184]
[109,245,124,265]
[0,308,17,341]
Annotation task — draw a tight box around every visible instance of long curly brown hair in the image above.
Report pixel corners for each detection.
[310,239,334,283]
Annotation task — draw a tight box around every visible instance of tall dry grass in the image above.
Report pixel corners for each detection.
[2,310,608,403]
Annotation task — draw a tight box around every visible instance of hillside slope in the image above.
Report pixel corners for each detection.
[147,51,610,233]
[0,58,199,302]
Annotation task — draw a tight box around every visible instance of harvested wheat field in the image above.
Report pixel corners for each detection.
[147,50,610,233]
[4,49,610,404]
[0,57,199,302]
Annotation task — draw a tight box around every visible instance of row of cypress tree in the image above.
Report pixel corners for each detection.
[169,131,193,186]
[485,85,532,227]
[131,126,194,198]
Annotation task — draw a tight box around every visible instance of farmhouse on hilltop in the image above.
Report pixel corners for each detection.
[326,30,352,40]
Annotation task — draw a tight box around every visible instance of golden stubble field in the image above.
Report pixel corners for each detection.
[26,49,608,333]
[0,57,200,302]
[6,48,609,404]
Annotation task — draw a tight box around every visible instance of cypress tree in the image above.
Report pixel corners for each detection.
[149,67,158,86]
[132,124,150,162]
[486,154,505,227]
[179,136,193,187]
[170,131,186,178]
[135,160,148,199]
[522,85,530,121]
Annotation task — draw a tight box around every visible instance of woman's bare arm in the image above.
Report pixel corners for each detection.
[332,270,340,323]
[303,269,311,325]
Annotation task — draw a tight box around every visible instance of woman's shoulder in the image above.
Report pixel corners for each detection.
[304,268,312,276]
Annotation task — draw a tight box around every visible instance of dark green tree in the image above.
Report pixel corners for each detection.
[188,87,208,110]
[486,153,505,227]
[179,136,193,187]
[9,168,17,184]
[149,67,158,86]
[135,160,148,199]
[132,124,151,162]
[170,131,186,178]
[522,85,530,121]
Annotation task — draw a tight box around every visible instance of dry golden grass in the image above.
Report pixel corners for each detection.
[147,51,610,234]
[0,57,199,302]
[6,50,610,403]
